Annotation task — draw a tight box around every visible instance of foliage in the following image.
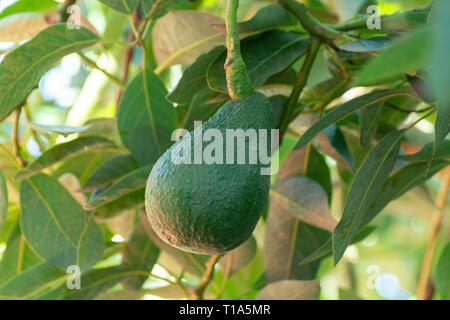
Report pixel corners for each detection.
[0,0,448,301]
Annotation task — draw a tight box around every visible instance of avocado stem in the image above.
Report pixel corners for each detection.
[224,0,253,100]
[191,254,222,300]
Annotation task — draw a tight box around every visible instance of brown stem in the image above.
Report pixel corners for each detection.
[191,255,222,300]
[12,108,27,167]
[416,168,450,300]
[116,9,140,109]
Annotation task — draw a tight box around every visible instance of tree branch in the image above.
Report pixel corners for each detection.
[417,168,450,300]
[278,37,321,136]
[279,0,354,42]
[191,255,222,300]
[116,8,140,109]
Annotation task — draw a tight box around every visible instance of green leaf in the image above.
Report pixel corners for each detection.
[85,165,152,210]
[277,145,332,202]
[20,173,104,270]
[47,265,138,300]
[299,226,376,266]
[16,136,117,181]
[0,261,66,299]
[207,31,309,94]
[360,160,449,228]
[294,89,409,150]
[356,27,431,86]
[238,4,297,33]
[267,151,332,282]
[52,151,117,186]
[121,223,160,290]
[80,118,121,145]
[338,36,390,52]
[360,101,383,147]
[167,46,225,104]
[29,123,92,137]
[317,130,353,172]
[0,24,99,121]
[176,87,226,131]
[333,130,405,265]
[435,242,450,299]
[140,0,195,20]
[95,288,147,300]
[429,1,450,152]
[0,170,7,230]
[270,176,337,231]
[139,211,208,277]
[145,284,189,299]
[339,288,361,300]
[80,155,139,192]
[98,0,139,14]
[98,284,191,299]
[265,213,331,283]
[0,225,42,287]
[308,76,345,97]
[269,95,287,129]
[342,129,372,170]
[95,285,189,300]
[0,0,58,19]
[378,95,417,131]
[434,107,450,152]
[151,10,225,70]
[256,280,319,300]
[151,5,296,72]
[399,140,450,162]
[94,189,145,220]
[117,69,176,166]
[382,11,429,30]
[219,236,257,277]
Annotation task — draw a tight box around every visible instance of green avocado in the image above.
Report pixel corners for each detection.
[145,92,274,254]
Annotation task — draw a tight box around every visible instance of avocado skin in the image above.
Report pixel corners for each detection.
[145,92,273,254]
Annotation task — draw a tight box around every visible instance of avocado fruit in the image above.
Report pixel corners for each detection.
[145,92,273,255]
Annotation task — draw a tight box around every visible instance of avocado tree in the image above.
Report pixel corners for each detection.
[0,0,448,301]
